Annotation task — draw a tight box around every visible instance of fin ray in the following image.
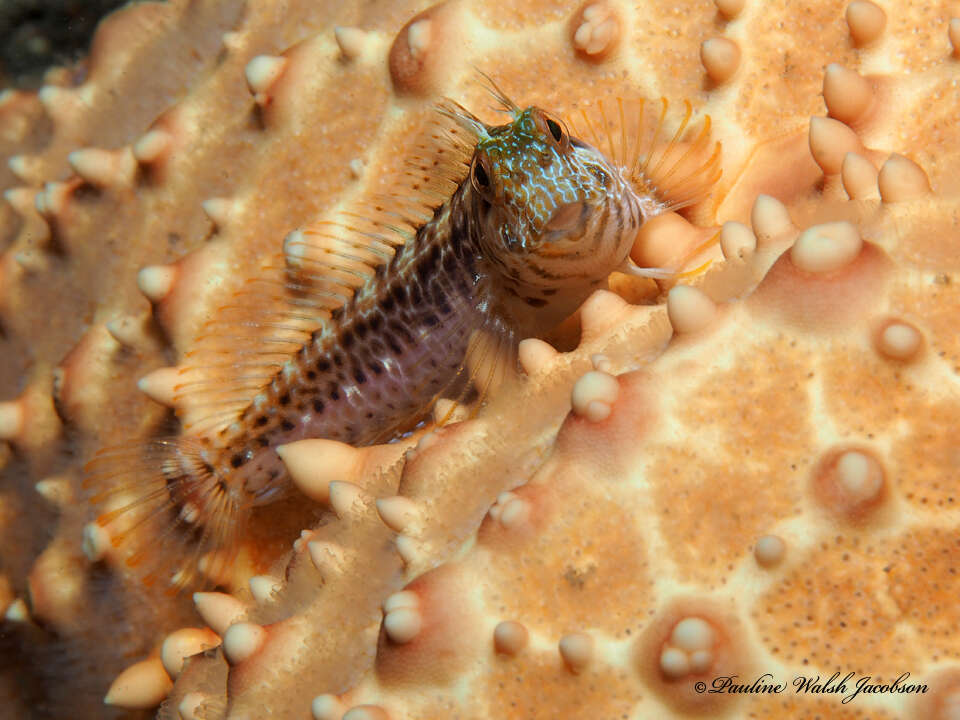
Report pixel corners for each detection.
[568,96,722,213]
[175,106,475,436]
[83,438,241,592]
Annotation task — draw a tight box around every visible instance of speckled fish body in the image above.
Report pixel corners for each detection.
[211,103,649,507]
[86,89,716,589]
[223,197,490,503]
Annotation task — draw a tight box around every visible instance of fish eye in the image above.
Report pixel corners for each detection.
[546,117,564,143]
[533,109,569,150]
[472,156,490,189]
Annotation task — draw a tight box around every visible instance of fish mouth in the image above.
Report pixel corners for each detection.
[544,201,586,232]
[539,201,588,245]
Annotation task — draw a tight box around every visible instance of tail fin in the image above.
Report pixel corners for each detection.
[83,437,242,593]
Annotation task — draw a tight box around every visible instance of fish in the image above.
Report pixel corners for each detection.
[84,78,721,592]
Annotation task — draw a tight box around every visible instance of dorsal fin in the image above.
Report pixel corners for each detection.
[567,97,722,212]
[174,108,476,438]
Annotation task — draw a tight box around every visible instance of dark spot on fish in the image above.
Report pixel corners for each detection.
[423,314,438,326]
[354,321,367,339]
[366,412,373,418]
[280,419,295,431]
[279,393,290,406]
[256,436,269,447]
[384,334,402,355]
[369,314,383,331]
[327,382,340,400]
[353,368,366,384]
[333,353,344,367]
[390,320,414,344]
[203,462,215,475]
[543,288,558,296]
[428,283,445,304]
[417,246,440,281]
[330,306,344,322]
[317,359,331,372]
[341,329,354,348]
[255,416,268,427]
[306,370,317,380]
[230,453,246,468]
[391,285,406,305]
[369,361,383,375]
[525,296,548,307]
[312,399,324,413]
[411,283,423,304]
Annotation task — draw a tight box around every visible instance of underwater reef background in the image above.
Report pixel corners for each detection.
[1,0,960,718]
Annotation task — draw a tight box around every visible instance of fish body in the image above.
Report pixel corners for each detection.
[86,87,719,590]
[224,104,646,502]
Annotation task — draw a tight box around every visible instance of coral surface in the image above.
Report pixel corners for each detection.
[1,0,959,718]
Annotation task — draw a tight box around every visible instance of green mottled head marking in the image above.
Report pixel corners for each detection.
[439,79,645,295]
[471,106,616,248]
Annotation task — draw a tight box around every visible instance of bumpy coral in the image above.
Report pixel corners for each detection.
[1,0,959,718]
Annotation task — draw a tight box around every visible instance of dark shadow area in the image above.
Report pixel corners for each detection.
[0,0,131,89]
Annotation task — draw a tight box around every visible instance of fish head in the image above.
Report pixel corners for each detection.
[470,106,642,290]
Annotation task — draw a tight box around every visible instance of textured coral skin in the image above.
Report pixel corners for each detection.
[1,1,959,719]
